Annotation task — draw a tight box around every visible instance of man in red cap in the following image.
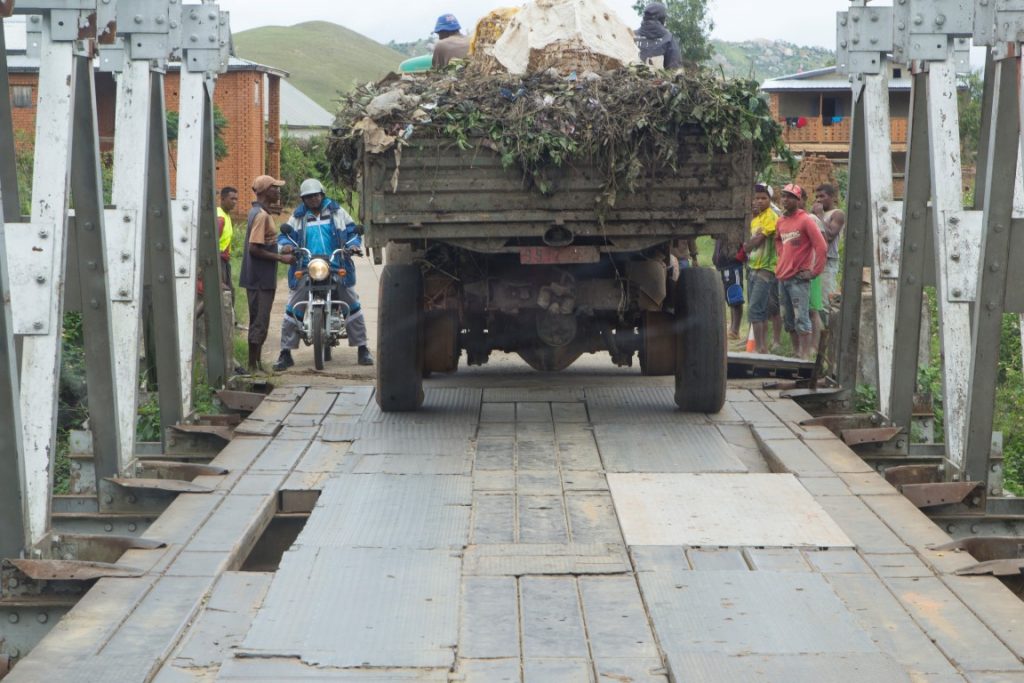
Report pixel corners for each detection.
[774,183,826,360]
[239,174,293,372]
[432,13,470,69]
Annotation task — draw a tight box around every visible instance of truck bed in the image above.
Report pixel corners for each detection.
[360,134,752,252]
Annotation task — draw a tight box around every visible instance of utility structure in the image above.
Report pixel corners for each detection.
[0,0,230,559]
[830,0,1024,525]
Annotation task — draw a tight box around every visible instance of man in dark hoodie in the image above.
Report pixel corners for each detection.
[635,2,682,69]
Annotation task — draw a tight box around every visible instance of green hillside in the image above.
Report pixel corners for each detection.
[233,21,405,111]
[710,39,835,81]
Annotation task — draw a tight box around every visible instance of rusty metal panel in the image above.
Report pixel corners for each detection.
[7,559,144,581]
[593,424,747,474]
[241,546,460,668]
[299,474,471,550]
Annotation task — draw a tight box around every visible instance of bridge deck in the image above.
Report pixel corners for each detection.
[8,380,1024,682]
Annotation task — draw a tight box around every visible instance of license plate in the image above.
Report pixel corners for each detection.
[519,246,600,265]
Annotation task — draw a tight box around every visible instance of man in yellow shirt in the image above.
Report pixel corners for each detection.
[742,183,782,354]
[214,187,239,360]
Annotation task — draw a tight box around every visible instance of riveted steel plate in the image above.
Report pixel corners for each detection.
[594,424,747,473]
[484,387,585,403]
[321,421,476,441]
[586,387,709,423]
[608,473,852,547]
[298,474,471,550]
[240,546,460,669]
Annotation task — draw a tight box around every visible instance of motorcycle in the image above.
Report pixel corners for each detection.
[293,247,351,370]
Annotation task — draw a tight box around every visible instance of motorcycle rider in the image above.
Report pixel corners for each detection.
[272,179,374,370]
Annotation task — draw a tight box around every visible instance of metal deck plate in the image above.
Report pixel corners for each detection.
[299,474,472,550]
[240,547,460,668]
[608,473,853,547]
[585,387,709,423]
[594,424,748,473]
[358,388,481,423]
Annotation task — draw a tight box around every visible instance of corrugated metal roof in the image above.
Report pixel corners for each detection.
[761,65,912,92]
[279,80,334,130]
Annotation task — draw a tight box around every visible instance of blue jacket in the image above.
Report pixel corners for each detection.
[277,198,361,289]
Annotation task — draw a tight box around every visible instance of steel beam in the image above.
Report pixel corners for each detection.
[927,61,974,474]
[835,82,872,396]
[68,54,122,483]
[888,72,931,430]
[0,127,28,559]
[143,71,184,444]
[862,73,898,417]
[0,18,22,221]
[8,18,76,548]
[196,78,229,386]
[963,55,1021,485]
[106,59,153,470]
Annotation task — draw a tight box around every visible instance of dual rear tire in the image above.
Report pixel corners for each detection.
[376,265,425,411]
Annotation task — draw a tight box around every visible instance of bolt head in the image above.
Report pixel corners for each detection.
[118,289,129,297]
[8,613,18,624]
[103,494,113,504]
[35,276,45,284]
[38,231,48,239]
[134,14,143,24]
[952,288,963,297]
[104,523,113,532]
[32,322,43,330]
[36,613,48,624]
[128,523,137,532]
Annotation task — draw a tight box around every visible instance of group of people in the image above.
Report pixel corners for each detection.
[216,174,374,374]
[714,182,846,361]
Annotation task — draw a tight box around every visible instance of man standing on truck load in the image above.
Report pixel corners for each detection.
[432,14,470,69]
[743,183,781,354]
[635,2,682,69]
[774,184,827,361]
[272,179,373,371]
[239,175,293,372]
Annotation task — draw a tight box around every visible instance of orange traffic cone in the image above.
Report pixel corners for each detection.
[745,325,756,353]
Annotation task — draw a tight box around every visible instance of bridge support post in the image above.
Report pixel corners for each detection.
[0,17,20,221]
[68,54,123,483]
[963,52,1021,487]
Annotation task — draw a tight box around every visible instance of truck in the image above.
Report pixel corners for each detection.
[359,131,752,413]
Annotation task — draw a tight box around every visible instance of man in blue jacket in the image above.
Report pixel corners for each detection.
[272,179,373,370]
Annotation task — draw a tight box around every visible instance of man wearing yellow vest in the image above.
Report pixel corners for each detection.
[216,187,239,366]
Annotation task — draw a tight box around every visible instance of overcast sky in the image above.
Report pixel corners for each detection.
[213,0,854,48]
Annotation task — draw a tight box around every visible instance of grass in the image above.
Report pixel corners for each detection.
[233,21,406,111]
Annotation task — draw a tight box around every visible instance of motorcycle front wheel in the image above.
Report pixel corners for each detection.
[311,307,325,371]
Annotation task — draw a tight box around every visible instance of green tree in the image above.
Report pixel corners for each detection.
[958,70,983,167]
[632,0,715,65]
[166,105,230,160]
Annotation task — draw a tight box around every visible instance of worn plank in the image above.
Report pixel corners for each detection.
[608,473,852,547]
[566,492,623,544]
[520,577,589,659]
[471,493,516,545]
[668,652,910,682]
[551,402,588,423]
[885,576,1024,673]
[744,548,812,572]
[518,494,569,544]
[463,543,630,576]
[459,577,519,659]
[687,548,750,571]
[291,388,339,415]
[586,386,708,424]
[170,572,273,669]
[815,495,910,554]
[516,402,553,423]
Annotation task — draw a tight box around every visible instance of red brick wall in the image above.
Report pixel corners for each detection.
[8,67,280,219]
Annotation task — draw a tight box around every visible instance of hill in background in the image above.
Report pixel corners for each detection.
[710,39,835,80]
[233,21,406,111]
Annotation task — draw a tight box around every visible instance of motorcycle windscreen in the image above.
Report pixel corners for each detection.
[303,219,335,258]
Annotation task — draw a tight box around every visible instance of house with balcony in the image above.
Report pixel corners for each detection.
[762,64,912,193]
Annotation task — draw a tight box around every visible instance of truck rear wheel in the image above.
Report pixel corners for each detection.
[674,267,726,413]
[376,264,424,411]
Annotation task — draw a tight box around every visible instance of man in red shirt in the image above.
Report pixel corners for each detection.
[775,184,827,360]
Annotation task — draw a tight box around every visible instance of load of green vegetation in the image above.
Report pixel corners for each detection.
[327,63,794,209]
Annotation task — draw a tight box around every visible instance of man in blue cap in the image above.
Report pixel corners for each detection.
[432,13,470,69]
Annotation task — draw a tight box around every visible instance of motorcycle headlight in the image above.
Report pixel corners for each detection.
[308,258,330,282]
